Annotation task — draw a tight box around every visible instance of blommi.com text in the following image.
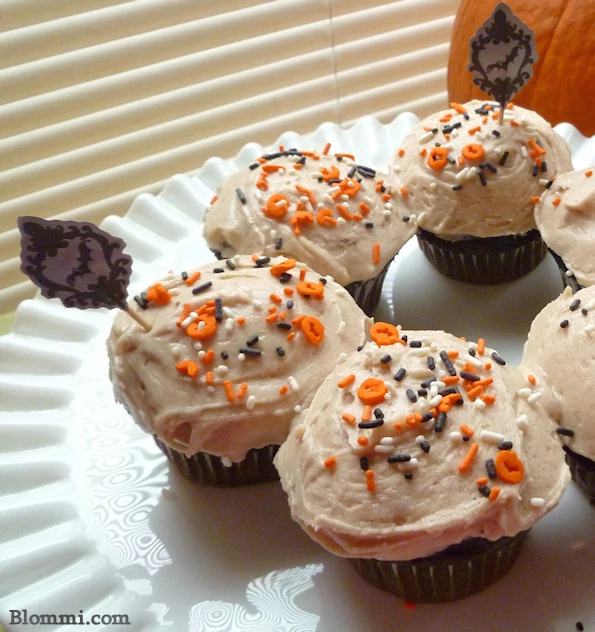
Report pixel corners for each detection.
[9,610,130,626]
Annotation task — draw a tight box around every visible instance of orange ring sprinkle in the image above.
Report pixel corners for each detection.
[461,143,485,161]
[495,450,524,483]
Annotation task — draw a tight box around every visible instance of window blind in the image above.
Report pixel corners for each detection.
[0,0,460,315]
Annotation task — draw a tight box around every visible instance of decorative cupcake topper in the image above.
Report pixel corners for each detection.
[468,2,538,123]
[18,216,150,330]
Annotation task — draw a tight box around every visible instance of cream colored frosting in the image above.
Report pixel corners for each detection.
[276,327,569,561]
[203,150,415,286]
[388,100,573,238]
[534,168,595,287]
[108,256,370,463]
[521,285,595,460]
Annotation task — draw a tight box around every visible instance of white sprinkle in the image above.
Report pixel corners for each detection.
[216,365,229,376]
[416,398,428,412]
[197,350,206,359]
[312,171,323,179]
[287,169,298,176]
[169,289,180,297]
[474,399,487,410]
[288,376,300,392]
[225,318,234,333]
[521,146,528,158]
[252,300,263,311]
[429,394,443,407]
[384,202,393,211]
[384,392,392,401]
[328,186,341,194]
[416,212,427,225]
[294,405,302,414]
[419,130,434,143]
[206,385,215,394]
[172,345,183,359]
[383,209,392,218]
[192,341,203,350]
[456,167,469,182]
[464,354,484,368]
[414,435,425,444]
[335,288,348,297]
[181,313,197,328]
[326,275,335,283]
[529,497,545,508]
[238,353,246,362]
[324,194,335,205]
[337,217,347,225]
[527,392,543,404]
[405,457,420,470]
[480,430,505,443]
[222,306,234,317]
[246,395,256,410]
[364,196,374,205]
[429,182,437,190]
[393,165,401,174]
[517,387,532,399]
[380,437,395,446]
[341,194,349,201]
[338,352,347,364]
[172,438,189,448]
[516,415,529,430]
[449,431,463,443]
[221,457,232,467]
[411,346,432,356]
[337,321,346,335]
[451,128,459,138]
[585,324,595,335]
[539,178,550,186]
[233,255,241,264]
[465,166,478,180]
[374,444,394,454]
[586,298,595,310]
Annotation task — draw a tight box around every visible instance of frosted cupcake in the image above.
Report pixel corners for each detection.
[534,167,595,292]
[276,323,569,601]
[522,285,595,502]
[203,147,415,315]
[389,100,573,284]
[108,255,370,485]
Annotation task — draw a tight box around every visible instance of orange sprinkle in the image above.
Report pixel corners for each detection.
[299,268,307,281]
[279,311,286,320]
[450,102,467,114]
[262,164,284,173]
[458,443,479,473]
[373,242,381,265]
[510,120,520,127]
[352,213,363,222]
[467,126,481,135]
[336,204,353,220]
[439,113,453,122]
[357,378,388,405]
[210,194,218,205]
[359,202,371,216]
[527,374,536,385]
[475,377,494,388]
[467,385,484,401]
[297,281,325,300]
[335,153,355,161]
[442,375,460,386]
[202,349,215,364]
[394,422,403,430]
[295,184,317,208]
[460,424,474,437]
[316,208,337,227]
[444,133,451,141]
[419,148,427,157]
[365,469,375,492]
[482,116,488,124]
[322,142,331,155]
[338,374,356,388]
[270,293,283,304]
[291,314,305,327]
[447,350,459,359]
[457,155,465,166]
[461,143,485,161]
[427,146,449,170]
[381,193,391,202]
[267,305,277,314]
[370,321,403,346]
[358,436,369,446]
[586,170,593,177]
[481,394,496,406]
[280,385,289,395]
[552,197,562,206]
[237,317,245,325]
[361,405,372,422]
[184,271,202,286]
[205,371,214,386]
[287,332,296,341]
[251,254,259,262]
[223,380,235,403]
[324,455,337,468]
[405,414,416,426]
[397,149,405,157]
[175,360,199,379]
[477,338,486,356]
[146,283,171,305]
[506,102,514,109]
[484,362,492,370]
[301,315,325,345]
[270,258,297,277]
[342,413,356,425]
[400,187,409,197]
[489,487,500,501]
[531,196,541,203]
[476,477,488,486]
[176,303,192,327]
[495,450,524,483]
[186,314,217,340]
[236,383,248,399]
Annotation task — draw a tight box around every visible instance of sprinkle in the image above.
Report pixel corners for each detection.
[239,347,262,357]
[458,443,479,473]
[288,376,300,392]
[338,374,356,388]
[529,497,545,508]
[485,458,497,479]
[434,412,447,433]
[246,395,256,410]
[552,197,562,207]
[439,350,457,376]
[556,427,574,437]
[192,281,213,295]
[499,151,509,166]
[342,413,356,425]
[372,243,381,265]
[359,419,384,429]
[480,430,505,443]
[388,454,411,463]
[236,188,247,204]
[560,319,569,328]
[420,441,431,453]
[223,380,235,402]
[324,455,337,468]
[358,436,369,446]
[569,298,581,311]
[460,424,474,437]
[491,351,506,365]
[394,368,406,381]
[365,470,375,491]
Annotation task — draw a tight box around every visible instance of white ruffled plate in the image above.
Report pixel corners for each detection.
[1,115,594,632]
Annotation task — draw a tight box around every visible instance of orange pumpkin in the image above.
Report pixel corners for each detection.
[448,0,595,137]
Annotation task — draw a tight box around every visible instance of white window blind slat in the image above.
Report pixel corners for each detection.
[0,0,460,314]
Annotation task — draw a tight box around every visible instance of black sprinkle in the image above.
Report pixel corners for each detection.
[213,267,225,273]
[296,156,306,166]
[499,151,509,166]
[498,440,513,450]
[532,164,539,177]
[348,166,357,178]
[491,130,501,137]
[380,354,392,364]
[406,389,418,403]
[246,335,259,347]
[409,340,422,348]
[192,281,213,295]
[134,295,148,310]
[460,370,480,382]
[570,299,581,311]
[545,179,554,189]
[214,298,223,322]
[478,171,487,186]
[374,408,385,419]
[463,435,470,442]
[225,259,235,270]
[484,162,497,173]
[249,162,260,170]
[255,256,271,267]
[357,345,364,352]
[560,319,569,329]
[468,348,476,357]
[286,300,294,309]
[401,335,408,343]
[439,351,457,376]
[274,237,283,250]
[365,222,374,229]
[463,112,470,120]
[388,454,411,463]
[319,277,327,285]
[420,441,431,453]
[434,412,447,433]
[279,272,292,284]
[421,413,434,423]
[394,368,406,382]
[181,271,189,281]
[357,165,376,178]
[491,351,506,365]
[486,459,497,479]
[221,351,229,360]
[277,322,292,330]
[404,472,413,480]
[417,388,428,397]
[427,356,436,370]
[276,346,286,357]
[478,485,491,498]
[239,347,262,357]
[576,622,584,631]
[359,419,384,429]
[360,457,369,471]
[582,308,588,316]
[402,216,410,222]
[420,377,437,388]
[541,160,548,172]
[556,427,575,437]
[447,156,456,164]
[439,386,460,397]
[452,185,463,191]
[236,188,247,204]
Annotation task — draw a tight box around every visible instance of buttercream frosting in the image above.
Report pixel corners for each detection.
[276,325,569,561]
[521,285,595,460]
[534,168,595,287]
[203,149,415,286]
[108,256,370,463]
[388,100,573,238]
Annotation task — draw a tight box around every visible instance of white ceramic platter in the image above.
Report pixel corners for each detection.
[1,115,594,632]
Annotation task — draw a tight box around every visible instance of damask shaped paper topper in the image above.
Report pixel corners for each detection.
[468,2,538,122]
[18,216,150,330]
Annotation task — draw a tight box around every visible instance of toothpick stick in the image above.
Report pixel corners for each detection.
[124,305,151,332]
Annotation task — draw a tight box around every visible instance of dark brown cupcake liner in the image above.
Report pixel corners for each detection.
[349,530,528,603]
[345,258,393,317]
[417,228,547,284]
[548,249,584,293]
[154,436,280,486]
[563,446,595,504]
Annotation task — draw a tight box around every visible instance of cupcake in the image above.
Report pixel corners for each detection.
[521,285,595,502]
[389,100,573,284]
[203,147,415,316]
[533,167,595,292]
[276,323,569,601]
[108,255,370,485]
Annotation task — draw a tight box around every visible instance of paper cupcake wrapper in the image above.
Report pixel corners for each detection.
[564,446,595,504]
[417,229,547,284]
[350,531,528,603]
[154,437,280,486]
[548,250,584,293]
[345,258,393,317]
